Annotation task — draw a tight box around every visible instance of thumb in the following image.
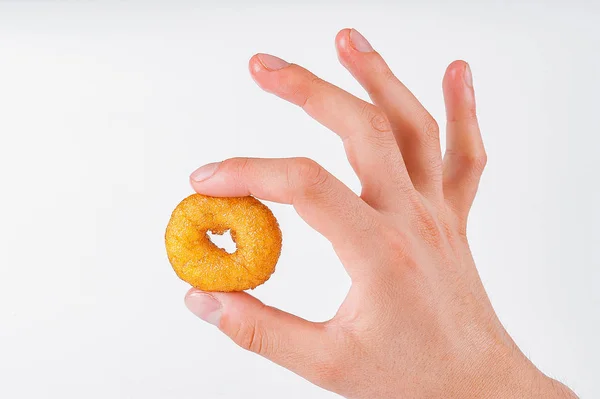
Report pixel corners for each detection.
[184,288,337,384]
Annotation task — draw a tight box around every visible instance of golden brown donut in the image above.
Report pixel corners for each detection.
[165,194,282,292]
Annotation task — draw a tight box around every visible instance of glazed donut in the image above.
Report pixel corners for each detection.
[165,194,282,292]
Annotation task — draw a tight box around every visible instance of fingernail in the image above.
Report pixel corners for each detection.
[190,162,220,182]
[350,29,374,53]
[257,53,290,71]
[185,291,222,327]
[464,63,473,88]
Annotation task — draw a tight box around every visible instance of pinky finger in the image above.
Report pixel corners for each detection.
[442,61,487,225]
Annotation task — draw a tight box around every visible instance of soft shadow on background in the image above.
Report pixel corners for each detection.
[0,2,598,398]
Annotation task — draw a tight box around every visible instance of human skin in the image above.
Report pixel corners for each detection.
[183,29,577,398]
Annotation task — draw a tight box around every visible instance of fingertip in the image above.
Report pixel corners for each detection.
[188,166,242,198]
[335,28,352,50]
[248,53,294,95]
[184,288,223,327]
[336,28,377,60]
[248,54,266,90]
[447,59,468,71]
[248,54,263,75]
[443,60,468,87]
[190,162,220,184]
[184,287,199,300]
[444,60,474,93]
[184,287,213,301]
[443,60,475,117]
[335,28,352,64]
[256,53,290,71]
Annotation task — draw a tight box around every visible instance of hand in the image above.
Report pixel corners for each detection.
[184,29,577,399]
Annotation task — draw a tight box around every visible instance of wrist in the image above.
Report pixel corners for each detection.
[453,345,577,399]
[541,377,579,399]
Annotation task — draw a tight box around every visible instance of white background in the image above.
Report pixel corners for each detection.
[0,2,598,398]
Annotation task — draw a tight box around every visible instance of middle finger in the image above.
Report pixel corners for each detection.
[336,29,444,201]
[249,53,413,211]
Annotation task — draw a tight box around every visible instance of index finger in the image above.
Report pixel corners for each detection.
[189,157,381,274]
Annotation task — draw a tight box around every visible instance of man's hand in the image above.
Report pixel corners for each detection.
[184,29,577,399]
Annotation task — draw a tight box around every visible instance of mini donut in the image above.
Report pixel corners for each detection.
[165,194,282,292]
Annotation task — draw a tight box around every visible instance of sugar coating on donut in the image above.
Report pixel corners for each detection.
[165,194,282,292]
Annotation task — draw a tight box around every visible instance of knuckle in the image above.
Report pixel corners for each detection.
[368,110,391,135]
[449,108,478,124]
[310,75,328,90]
[446,150,488,179]
[359,103,389,133]
[300,75,327,108]
[411,201,444,248]
[296,75,321,109]
[358,104,395,148]
[231,318,273,356]
[292,157,330,195]
[381,226,410,259]
[223,157,251,180]
[469,152,488,175]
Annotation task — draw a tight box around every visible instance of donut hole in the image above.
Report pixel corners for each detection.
[207,229,236,254]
